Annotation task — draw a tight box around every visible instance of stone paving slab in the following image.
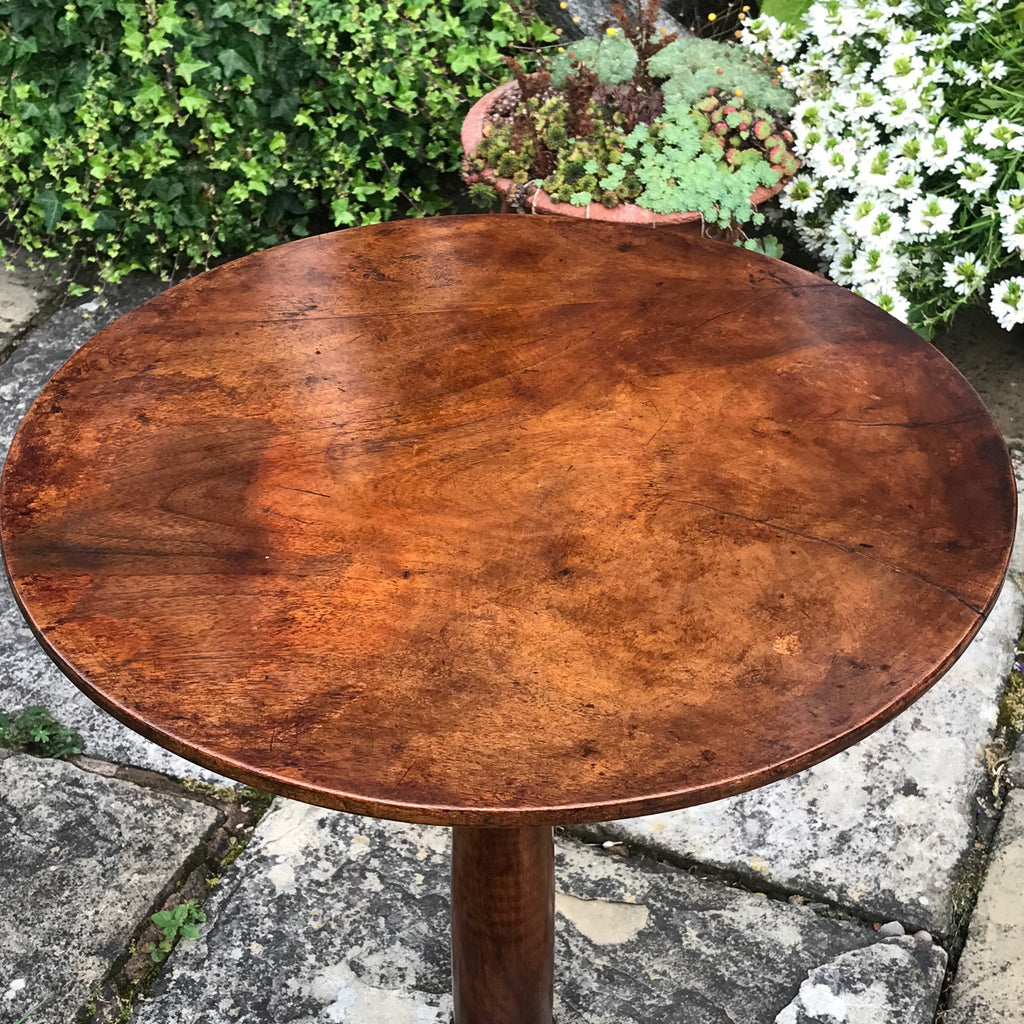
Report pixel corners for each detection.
[133,799,946,1024]
[945,786,1024,1023]
[0,750,220,1024]
[0,277,235,784]
[0,255,60,352]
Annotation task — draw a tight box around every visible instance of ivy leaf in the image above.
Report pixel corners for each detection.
[178,86,210,116]
[177,56,211,86]
[133,75,164,109]
[35,190,63,231]
[270,95,298,120]
[449,46,479,75]
[121,23,146,62]
[92,210,119,232]
[218,48,254,79]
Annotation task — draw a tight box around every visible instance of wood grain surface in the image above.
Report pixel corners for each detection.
[452,825,554,1023]
[0,216,1015,825]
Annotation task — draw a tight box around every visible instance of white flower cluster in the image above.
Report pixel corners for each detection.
[740,0,1024,332]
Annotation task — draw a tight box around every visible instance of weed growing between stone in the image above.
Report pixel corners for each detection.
[143,900,206,963]
[82,773,277,1024]
[0,705,82,758]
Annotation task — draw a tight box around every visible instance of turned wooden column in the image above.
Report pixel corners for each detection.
[451,826,555,1024]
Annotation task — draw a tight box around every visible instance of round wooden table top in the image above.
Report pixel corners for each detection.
[1,217,1015,826]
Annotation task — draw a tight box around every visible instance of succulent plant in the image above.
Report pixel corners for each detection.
[463,0,797,233]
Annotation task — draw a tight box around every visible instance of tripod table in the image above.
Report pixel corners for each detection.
[1,216,1015,1022]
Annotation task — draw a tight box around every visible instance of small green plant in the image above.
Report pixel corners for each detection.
[0,706,83,758]
[181,777,275,814]
[144,900,206,963]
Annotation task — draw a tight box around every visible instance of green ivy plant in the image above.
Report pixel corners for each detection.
[464,0,796,235]
[0,706,83,758]
[0,0,552,288]
[144,899,206,963]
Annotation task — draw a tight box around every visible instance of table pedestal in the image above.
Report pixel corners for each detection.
[451,826,555,1024]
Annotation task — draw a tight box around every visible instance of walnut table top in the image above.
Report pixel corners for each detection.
[1,216,1015,828]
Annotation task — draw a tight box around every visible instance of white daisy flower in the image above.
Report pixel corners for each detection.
[956,157,998,196]
[862,146,903,190]
[806,138,856,188]
[852,245,902,288]
[948,59,983,85]
[867,209,905,245]
[999,211,1024,257]
[874,290,912,322]
[905,195,958,234]
[884,89,926,129]
[919,125,966,171]
[984,59,1008,81]
[830,247,859,287]
[890,169,923,201]
[975,119,1024,151]
[989,277,1024,330]
[848,85,886,120]
[854,281,912,322]
[779,177,822,214]
[942,252,988,296]
[893,131,924,162]
[849,119,882,150]
[995,189,1024,218]
[873,48,926,84]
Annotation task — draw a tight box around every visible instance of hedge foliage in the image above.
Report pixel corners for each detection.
[0,0,551,286]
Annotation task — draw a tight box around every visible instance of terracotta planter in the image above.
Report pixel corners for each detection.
[461,82,788,232]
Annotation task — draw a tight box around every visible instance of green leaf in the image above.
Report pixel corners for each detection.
[758,0,814,25]
[177,56,211,86]
[218,48,254,79]
[178,86,210,116]
[270,95,298,120]
[449,46,479,75]
[35,191,63,232]
[121,23,146,62]
[133,76,165,109]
